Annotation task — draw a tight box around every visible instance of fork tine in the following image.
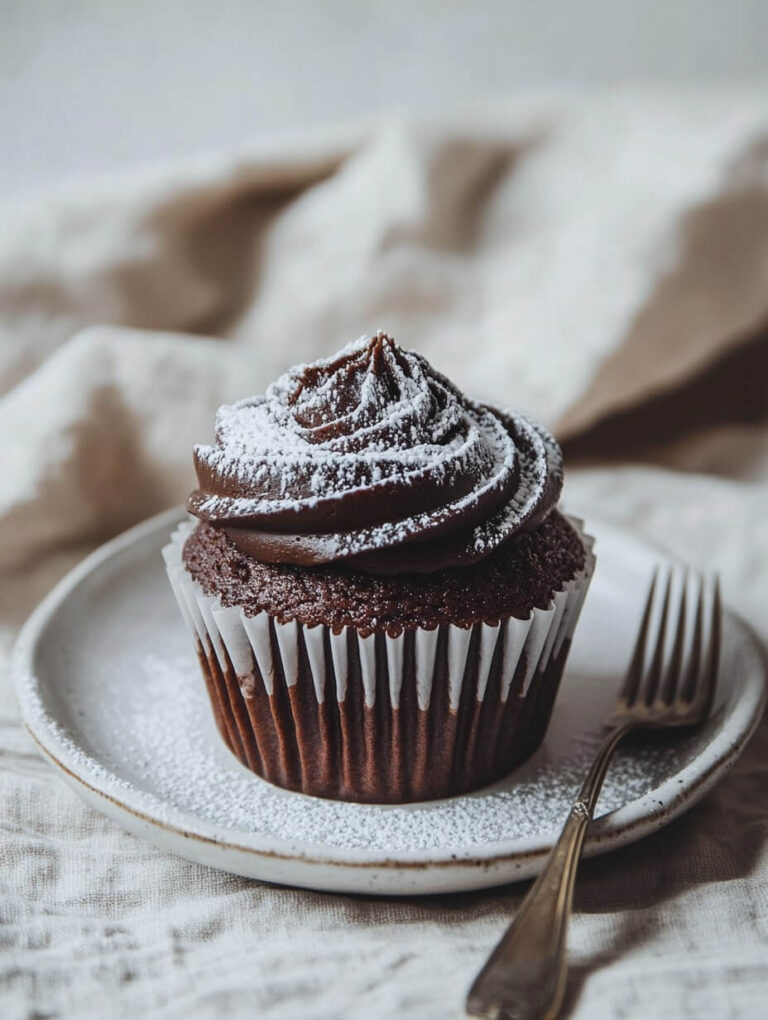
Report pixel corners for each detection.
[660,569,687,705]
[642,568,673,706]
[620,568,659,706]
[681,573,704,703]
[697,574,722,716]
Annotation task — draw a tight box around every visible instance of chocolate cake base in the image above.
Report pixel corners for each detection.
[165,515,594,803]
[194,624,573,804]
[182,510,587,636]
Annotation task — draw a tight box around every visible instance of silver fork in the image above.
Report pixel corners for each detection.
[467,567,722,1020]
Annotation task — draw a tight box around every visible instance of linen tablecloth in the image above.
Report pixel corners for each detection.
[2,95,768,1019]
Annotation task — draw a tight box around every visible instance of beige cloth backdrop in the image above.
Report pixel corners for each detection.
[2,95,768,1019]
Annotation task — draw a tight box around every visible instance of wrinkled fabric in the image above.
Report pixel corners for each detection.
[1,95,767,1020]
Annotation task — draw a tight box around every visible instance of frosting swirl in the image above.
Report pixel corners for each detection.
[187,333,563,573]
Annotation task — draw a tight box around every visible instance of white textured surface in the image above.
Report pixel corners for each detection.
[14,513,763,872]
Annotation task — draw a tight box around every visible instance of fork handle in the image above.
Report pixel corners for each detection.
[466,725,629,1020]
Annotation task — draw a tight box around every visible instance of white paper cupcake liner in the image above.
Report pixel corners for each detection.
[163,516,595,802]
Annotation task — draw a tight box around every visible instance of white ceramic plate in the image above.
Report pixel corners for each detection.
[13,509,766,896]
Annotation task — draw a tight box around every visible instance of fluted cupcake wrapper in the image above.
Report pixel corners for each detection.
[163,518,595,803]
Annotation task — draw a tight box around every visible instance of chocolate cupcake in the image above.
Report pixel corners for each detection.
[163,333,594,803]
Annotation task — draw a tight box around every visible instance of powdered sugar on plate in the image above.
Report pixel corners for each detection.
[13,508,762,894]
[18,640,706,854]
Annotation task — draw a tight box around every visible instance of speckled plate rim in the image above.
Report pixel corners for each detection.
[12,507,767,895]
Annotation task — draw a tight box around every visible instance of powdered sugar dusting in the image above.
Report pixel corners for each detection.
[15,514,726,861]
[188,333,562,568]
[20,645,703,852]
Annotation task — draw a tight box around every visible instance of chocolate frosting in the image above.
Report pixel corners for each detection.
[187,333,563,573]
